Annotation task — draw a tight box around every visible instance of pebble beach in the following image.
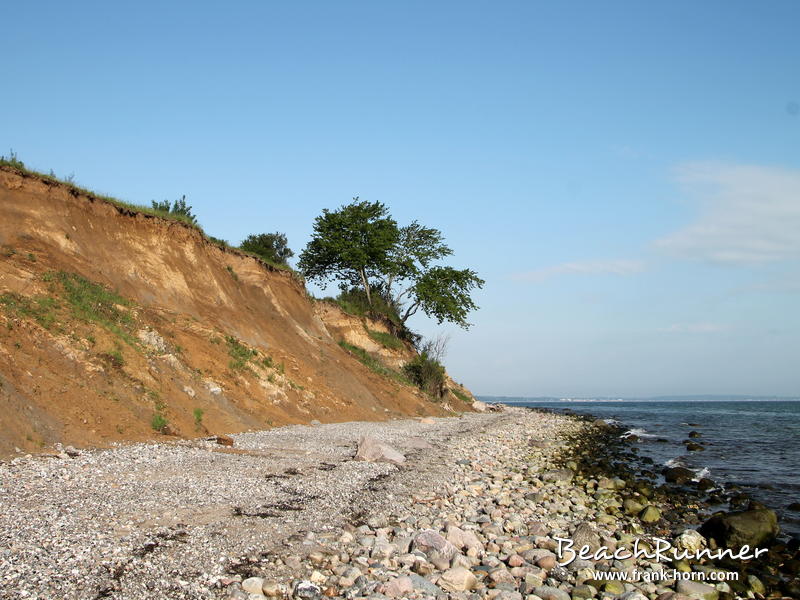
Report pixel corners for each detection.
[0,407,793,600]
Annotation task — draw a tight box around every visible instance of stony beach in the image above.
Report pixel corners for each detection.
[0,407,794,600]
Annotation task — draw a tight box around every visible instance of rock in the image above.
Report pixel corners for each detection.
[137,329,167,352]
[404,437,433,450]
[205,379,223,395]
[663,466,695,484]
[675,579,718,600]
[63,445,80,457]
[601,581,626,595]
[207,434,234,447]
[310,420,321,426]
[292,581,322,599]
[261,581,288,597]
[570,584,595,599]
[639,505,661,523]
[407,573,441,595]
[675,529,706,553]
[412,529,458,567]
[572,522,601,553]
[242,577,265,595]
[382,576,413,598]
[542,469,573,483]
[688,431,702,438]
[532,585,571,600]
[437,567,477,592]
[354,436,405,465]
[419,417,435,424]
[685,442,704,452]
[746,574,765,594]
[623,498,644,515]
[698,507,779,549]
[182,385,196,398]
[787,502,800,511]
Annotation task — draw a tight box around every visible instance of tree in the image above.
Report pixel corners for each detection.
[298,199,398,306]
[151,195,198,226]
[240,232,293,266]
[400,266,484,328]
[382,221,453,301]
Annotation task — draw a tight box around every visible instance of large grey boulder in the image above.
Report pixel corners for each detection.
[698,506,779,549]
[354,436,406,465]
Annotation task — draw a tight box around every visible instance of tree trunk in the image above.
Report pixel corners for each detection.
[401,302,419,323]
[359,268,372,306]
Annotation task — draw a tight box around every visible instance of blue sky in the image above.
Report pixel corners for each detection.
[3,1,799,396]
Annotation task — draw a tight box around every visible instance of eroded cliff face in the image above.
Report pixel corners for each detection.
[0,168,474,456]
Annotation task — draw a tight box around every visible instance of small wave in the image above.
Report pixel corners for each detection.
[665,457,687,468]
[692,467,711,481]
[621,428,656,439]
[604,418,621,426]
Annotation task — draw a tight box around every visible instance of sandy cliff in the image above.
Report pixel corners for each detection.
[0,167,474,455]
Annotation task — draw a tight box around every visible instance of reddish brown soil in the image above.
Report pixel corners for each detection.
[0,167,472,456]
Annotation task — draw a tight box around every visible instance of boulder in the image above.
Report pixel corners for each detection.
[354,436,405,465]
[242,577,265,595]
[413,529,459,568]
[663,466,695,484]
[532,585,571,600]
[437,567,477,592]
[698,507,779,549]
[639,505,661,523]
[572,522,601,553]
[383,576,414,598]
[472,400,487,412]
[676,579,718,600]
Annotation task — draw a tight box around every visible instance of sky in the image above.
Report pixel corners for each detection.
[2,1,799,397]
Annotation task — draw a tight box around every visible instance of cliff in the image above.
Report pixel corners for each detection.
[0,167,475,456]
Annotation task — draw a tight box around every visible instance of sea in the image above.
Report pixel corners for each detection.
[479,397,800,538]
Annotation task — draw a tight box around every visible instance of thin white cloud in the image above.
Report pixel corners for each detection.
[514,259,645,283]
[659,323,729,334]
[656,162,800,264]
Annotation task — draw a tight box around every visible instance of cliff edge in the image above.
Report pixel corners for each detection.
[0,167,476,456]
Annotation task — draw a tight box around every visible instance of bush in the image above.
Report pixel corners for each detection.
[240,232,293,267]
[403,353,446,398]
[151,412,169,433]
[226,335,257,370]
[151,195,198,226]
[402,335,449,398]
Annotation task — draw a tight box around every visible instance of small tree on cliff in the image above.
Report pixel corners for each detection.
[298,199,398,306]
[240,232,293,266]
[299,199,485,330]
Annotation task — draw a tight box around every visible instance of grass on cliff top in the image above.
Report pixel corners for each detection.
[450,387,472,404]
[0,151,301,278]
[337,340,411,386]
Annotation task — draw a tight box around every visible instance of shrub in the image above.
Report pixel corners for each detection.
[151,195,198,226]
[240,232,293,267]
[403,353,446,398]
[226,335,256,370]
[338,340,408,385]
[402,335,449,398]
[151,412,169,433]
[193,407,204,429]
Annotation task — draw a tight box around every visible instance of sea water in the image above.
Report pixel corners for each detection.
[481,398,800,538]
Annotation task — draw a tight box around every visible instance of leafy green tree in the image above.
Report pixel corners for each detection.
[151,195,198,225]
[240,232,293,266]
[298,199,398,306]
[400,266,484,328]
[383,221,453,301]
